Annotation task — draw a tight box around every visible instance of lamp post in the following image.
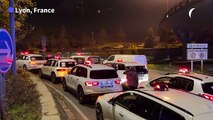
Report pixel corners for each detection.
[9,0,17,75]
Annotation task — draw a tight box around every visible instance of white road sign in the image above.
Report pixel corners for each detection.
[187,43,208,49]
[187,49,208,60]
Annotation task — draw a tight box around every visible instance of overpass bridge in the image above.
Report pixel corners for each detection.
[159,0,213,43]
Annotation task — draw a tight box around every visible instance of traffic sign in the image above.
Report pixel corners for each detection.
[0,29,13,73]
[187,49,208,60]
[187,43,208,49]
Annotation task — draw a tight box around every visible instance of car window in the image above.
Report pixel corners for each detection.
[170,77,194,91]
[132,95,161,119]
[25,56,29,60]
[46,60,52,66]
[30,56,44,60]
[126,66,148,74]
[50,61,56,66]
[76,67,87,78]
[150,77,173,87]
[117,64,125,70]
[115,93,138,110]
[88,57,101,64]
[160,106,185,120]
[90,70,118,79]
[73,57,85,64]
[70,67,78,75]
[202,83,213,95]
[107,56,115,61]
[54,61,58,67]
[60,61,75,67]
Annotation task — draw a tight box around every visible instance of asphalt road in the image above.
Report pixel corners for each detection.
[36,69,166,120]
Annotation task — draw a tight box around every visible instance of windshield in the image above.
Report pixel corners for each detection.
[74,58,85,64]
[88,57,101,64]
[90,70,118,79]
[30,56,44,60]
[126,66,148,74]
[60,61,75,67]
[202,83,213,95]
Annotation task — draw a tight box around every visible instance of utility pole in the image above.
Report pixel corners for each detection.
[9,0,17,75]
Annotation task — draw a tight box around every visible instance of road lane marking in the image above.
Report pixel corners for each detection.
[44,83,89,120]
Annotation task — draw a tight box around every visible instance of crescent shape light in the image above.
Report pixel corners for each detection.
[189,8,195,18]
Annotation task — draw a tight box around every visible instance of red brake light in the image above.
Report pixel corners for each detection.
[202,94,213,101]
[55,56,60,59]
[57,69,66,72]
[76,53,82,56]
[85,81,99,86]
[178,67,190,74]
[24,51,29,55]
[85,60,91,65]
[117,58,123,62]
[115,80,121,84]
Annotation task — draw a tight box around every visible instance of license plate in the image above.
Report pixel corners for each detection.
[138,74,144,77]
[101,81,113,88]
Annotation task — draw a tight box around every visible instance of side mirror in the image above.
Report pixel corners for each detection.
[108,97,116,106]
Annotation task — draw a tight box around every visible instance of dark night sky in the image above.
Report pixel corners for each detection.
[29,0,182,40]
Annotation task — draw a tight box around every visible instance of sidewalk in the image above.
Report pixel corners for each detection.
[30,75,61,120]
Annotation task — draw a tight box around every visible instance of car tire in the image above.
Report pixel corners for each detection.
[23,65,27,71]
[51,73,57,84]
[77,87,86,104]
[62,79,68,91]
[38,69,44,79]
[96,104,104,120]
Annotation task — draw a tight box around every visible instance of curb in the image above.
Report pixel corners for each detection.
[30,75,61,120]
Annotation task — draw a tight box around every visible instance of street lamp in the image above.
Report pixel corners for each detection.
[166,0,169,18]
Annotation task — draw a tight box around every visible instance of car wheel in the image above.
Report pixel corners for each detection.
[96,104,104,120]
[51,73,57,84]
[38,69,44,78]
[77,87,86,104]
[23,65,27,70]
[62,79,68,91]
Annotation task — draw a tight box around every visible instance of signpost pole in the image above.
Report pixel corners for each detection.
[191,60,193,72]
[9,0,17,75]
[0,73,5,119]
[201,60,203,72]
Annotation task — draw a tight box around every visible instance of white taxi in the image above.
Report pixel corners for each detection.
[105,62,149,88]
[96,86,213,120]
[145,73,213,101]
[39,58,76,83]
[62,64,122,104]
[16,54,46,71]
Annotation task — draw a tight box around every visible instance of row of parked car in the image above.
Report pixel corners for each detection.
[16,53,213,120]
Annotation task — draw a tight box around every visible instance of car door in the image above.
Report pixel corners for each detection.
[16,55,24,68]
[66,67,78,89]
[73,67,88,90]
[42,60,52,75]
[113,93,143,120]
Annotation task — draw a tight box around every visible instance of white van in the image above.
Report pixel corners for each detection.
[103,54,147,66]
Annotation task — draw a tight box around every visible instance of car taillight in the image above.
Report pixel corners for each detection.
[202,93,213,101]
[85,81,99,86]
[29,61,36,65]
[57,69,66,72]
[115,80,121,84]
[85,60,91,65]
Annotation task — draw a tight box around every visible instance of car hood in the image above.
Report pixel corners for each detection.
[97,92,123,103]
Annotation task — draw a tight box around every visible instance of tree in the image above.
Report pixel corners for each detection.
[144,27,156,48]
[117,27,126,42]
[97,29,109,45]
[0,0,36,41]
